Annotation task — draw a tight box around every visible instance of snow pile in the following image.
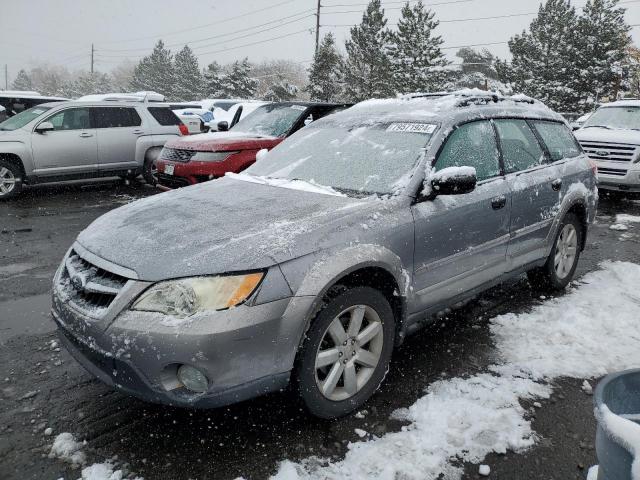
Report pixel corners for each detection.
[611,214,640,231]
[49,432,143,479]
[271,262,640,480]
[49,432,86,466]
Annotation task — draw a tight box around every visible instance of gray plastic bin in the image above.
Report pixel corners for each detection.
[594,368,640,480]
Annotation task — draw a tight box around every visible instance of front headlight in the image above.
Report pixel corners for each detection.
[131,273,264,318]
[191,151,237,162]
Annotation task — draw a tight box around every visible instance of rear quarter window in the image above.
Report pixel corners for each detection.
[531,121,582,161]
[147,107,181,126]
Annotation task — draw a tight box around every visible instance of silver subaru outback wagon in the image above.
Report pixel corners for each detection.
[51,92,597,419]
[0,100,186,198]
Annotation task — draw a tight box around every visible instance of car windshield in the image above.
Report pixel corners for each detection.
[0,105,51,131]
[245,120,436,195]
[232,104,307,137]
[582,106,640,130]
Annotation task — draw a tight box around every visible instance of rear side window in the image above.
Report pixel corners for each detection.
[147,107,181,126]
[532,121,582,161]
[436,120,500,182]
[92,107,141,128]
[494,119,545,173]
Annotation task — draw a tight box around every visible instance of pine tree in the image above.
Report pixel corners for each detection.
[130,40,175,99]
[575,0,631,106]
[173,45,203,101]
[264,78,299,101]
[387,1,448,93]
[12,69,33,91]
[221,58,257,98]
[456,47,497,79]
[203,61,224,98]
[67,72,113,98]
[505,0,581,112]
[341,0,395,101]
[306,33,343,101]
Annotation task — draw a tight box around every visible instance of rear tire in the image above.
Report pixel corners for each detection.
[527,213,582,291]
[0,159,23,200]
[294,286,395,419]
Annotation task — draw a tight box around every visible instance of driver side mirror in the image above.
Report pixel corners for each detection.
[217,121,229,132]
[429,166,477,197]
[35,122,54,134]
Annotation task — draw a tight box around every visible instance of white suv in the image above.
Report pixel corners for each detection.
[574,100,640,192]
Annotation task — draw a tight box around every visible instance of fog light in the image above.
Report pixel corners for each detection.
[177,365,208,393]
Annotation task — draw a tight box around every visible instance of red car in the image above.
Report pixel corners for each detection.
[156,102,349,188]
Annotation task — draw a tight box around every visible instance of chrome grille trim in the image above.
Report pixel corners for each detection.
[579,141,639,163]
[57,249,131,318]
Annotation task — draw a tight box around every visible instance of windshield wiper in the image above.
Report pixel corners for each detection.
[582,125,612,130]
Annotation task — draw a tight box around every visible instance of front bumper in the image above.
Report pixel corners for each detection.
[597,162,640,191]
[51,247,315,408]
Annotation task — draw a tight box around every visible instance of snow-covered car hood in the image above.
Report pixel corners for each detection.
[164,130,280,152]
[574,127,640,145]
[76,177,380,281]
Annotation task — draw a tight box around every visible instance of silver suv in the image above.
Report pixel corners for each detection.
[0,100,187,199]
[52,92,597,419]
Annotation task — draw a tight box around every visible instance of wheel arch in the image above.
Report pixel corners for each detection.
[283,245,411,352]
[0,152,26,178]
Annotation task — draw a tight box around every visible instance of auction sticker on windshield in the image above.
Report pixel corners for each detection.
[386,123,437,134]
[290,105,307,111]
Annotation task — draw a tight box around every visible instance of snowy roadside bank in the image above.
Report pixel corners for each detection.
[270,261,640,480]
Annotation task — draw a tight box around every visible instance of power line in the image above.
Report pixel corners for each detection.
[97,0,298,45]
[197,29,312,57]
[95,11,315,55]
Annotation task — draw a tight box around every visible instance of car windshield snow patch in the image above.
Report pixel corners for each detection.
[245,120,435,195]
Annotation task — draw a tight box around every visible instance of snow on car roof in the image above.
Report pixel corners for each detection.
[335,89,561,125]
[600,99,640,108]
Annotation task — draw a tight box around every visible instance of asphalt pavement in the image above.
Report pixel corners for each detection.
[1,181,639,480]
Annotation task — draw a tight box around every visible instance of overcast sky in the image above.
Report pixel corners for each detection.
[1,0,640,85]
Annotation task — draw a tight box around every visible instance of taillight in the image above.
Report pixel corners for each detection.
[179,124,189,136]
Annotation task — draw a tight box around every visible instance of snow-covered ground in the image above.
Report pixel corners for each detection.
[268,261,640,480]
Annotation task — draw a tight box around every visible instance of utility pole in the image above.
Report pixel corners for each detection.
[315,0,321,54]
[4,64,7,90]
[91,44,94,74]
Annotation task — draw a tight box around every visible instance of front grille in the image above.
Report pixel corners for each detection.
[579,141,639,163]
[160,147,196,163]
[598,166,628,177]
[58,250,129,316]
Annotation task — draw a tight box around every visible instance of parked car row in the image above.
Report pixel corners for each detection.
[51,91,598,418]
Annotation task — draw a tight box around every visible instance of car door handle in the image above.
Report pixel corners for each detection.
[79,132,93,138]
[551,179,563,191]
[491,195,507,210]
[132,130,144,135]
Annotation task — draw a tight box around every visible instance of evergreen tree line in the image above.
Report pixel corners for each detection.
[10,44,305,102]
[10,0,633,113]
[307,0,633,113]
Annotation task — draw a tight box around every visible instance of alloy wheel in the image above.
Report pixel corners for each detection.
[554,223,578,279]
[314,304,384,401]
[0,167,16,196]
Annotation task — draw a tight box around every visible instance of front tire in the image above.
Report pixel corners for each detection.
[142,149,160,185]
[528,213,582,291]
[0,159,23,200]
[294,286,395,419]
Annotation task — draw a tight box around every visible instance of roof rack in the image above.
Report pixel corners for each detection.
[401,90,538,108]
